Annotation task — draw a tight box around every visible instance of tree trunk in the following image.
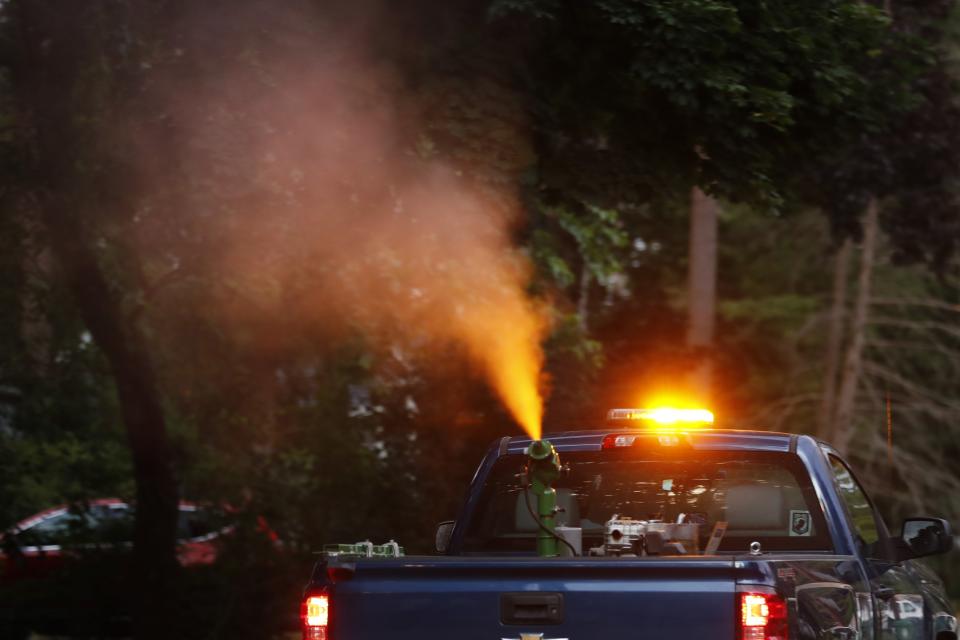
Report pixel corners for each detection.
[11,3,180,637]
[44,202,180,637]
[19,226,53,374]
[687,187,719,404]
[832,199,880,456]
[577,261,591,332]
[816,238,852,440]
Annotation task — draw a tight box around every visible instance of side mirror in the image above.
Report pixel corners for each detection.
[435,520,455,554]
[900,518,953,559]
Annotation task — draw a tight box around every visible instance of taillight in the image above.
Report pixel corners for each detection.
[601,434,638,449]
[739,591,788,640]
[302,593,329,640]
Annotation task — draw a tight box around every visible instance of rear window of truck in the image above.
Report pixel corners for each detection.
[462,449,831,554]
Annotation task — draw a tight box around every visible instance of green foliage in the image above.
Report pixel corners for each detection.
[494,0,960,274]
[492,0,905,211]
[530,203,629,288]
[719,295,819,326]
[0,211,132,527]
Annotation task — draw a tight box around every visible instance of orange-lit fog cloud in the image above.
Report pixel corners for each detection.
[142,6,547,439]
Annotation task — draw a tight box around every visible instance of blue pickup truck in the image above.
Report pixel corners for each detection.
[302,414,956,640]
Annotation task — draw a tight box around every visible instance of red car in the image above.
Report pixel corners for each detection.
[0,498,230,583]
[0,499,282,638]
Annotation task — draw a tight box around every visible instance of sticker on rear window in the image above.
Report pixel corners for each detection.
[790,510,812,536]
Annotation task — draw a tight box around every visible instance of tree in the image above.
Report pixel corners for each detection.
[832,202,880,456]
[811,0,960,449]
[816,239,852,438]
[2,2,180,636]
[687,188,719,403]
[488,1,957,421]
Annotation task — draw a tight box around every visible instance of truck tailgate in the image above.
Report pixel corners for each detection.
[325,557,739,639]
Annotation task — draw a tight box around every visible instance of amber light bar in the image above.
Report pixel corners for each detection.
[607,407,715,425]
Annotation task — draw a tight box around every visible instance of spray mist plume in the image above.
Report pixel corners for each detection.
[142,4,547,439]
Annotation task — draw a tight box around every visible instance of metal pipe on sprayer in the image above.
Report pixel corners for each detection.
[524,439,562,557]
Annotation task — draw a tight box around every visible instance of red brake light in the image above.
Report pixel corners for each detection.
[602,434,638,449]
[302,593,329,640]
[739,592,788,640]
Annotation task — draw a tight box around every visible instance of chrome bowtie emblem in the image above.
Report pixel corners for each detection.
[502,635,569,640]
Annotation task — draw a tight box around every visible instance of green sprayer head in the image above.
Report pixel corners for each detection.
[526,439,556,462]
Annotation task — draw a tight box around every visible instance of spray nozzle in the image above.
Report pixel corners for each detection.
[525,439,560,487]
[525,439,556,462]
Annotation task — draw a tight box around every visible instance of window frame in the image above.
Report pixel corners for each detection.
[825,452,893,561]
